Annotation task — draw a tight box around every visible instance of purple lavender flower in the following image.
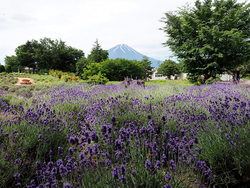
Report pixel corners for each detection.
[79,153,85,160]
[189,140,194,149]
[111,116,116,123]
[69,135,79,145]
[47,161,54,170]
[111,166,119,180]
[163,183,172,188]
[225,133,231,141]
[37,183,44,188]
[49,149,53,158]
[15,182,21,186]
[56,159,63,166]
[51,167,57,175]
[229,141,237,147]
[90,130,98,143]
[194,137,198,144]
[165,173,172,180]
[165,131,170,139]
[131,170,136,176]
[147,114,152,120]
[38,134,43,139]
[136,140,140,147]
[101,124,107,135]
[169,159,176,170]
[27,179,36,188]
[161,115,166,122]
[106,158,111,170]
[68,147,74,155]
[63,182,72,188]
[114,139,123,150]
[145,159,153,171]
[120,164,126,175]
[14,172,20,181]
[196,161,206,170]
[156,160,161,170]
[180,129,185,136]
[3,132,9,137]
[14,158,20,165]
[58,147,63,157]
[194,148,201,154]
[204,168,213,180]
[120,175,126,184]
[235,132,240,140]
[4,153,8,161]
[59,164,68,177]
[161,154,167,163]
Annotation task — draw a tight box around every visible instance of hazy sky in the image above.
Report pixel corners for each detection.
[0,0,248,65]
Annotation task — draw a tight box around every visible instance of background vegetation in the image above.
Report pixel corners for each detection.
[161,0,250,83]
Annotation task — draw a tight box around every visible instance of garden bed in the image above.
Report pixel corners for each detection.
[0,82,250,187]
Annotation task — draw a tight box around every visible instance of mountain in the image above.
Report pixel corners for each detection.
[108,44,161,68]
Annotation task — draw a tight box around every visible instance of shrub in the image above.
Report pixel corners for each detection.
[0,85,9,91]
[205,75,221,85]
[0,65,5,73]
[87,73,109,85]
[5,65,12,73]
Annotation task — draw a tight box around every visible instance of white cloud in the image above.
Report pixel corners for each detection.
[0,0,248,65]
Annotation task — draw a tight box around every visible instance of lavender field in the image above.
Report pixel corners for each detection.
[0,81,250,187]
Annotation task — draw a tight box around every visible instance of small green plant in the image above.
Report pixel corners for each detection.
[0,85,9,91]
[205,75,221,85]
[87,73,109,85]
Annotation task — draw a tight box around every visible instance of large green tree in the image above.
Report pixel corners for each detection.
[139,56,154,80]
[76,57,93,78]
[161,0,250,82]
[157,59,180,79]
[81,58,145,81]
[100,58,144,81]
[15,40,40,72]
[4,55,21,72]
[88,39,109,63]
[14,38,84,73]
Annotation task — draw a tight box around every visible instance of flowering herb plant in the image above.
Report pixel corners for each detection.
[0,81,250,187]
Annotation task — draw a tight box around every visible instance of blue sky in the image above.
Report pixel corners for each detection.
[0,0,247,65]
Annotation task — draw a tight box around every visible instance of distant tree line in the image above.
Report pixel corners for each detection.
[4,37,84,74]
[2,38,154,81]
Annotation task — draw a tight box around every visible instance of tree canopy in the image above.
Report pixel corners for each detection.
[100,58,145,81]
[157,60,180,79]
[161,0,250,82]
[76,57,93,78]
[10,37,84,73]
[5,55,20,72]
[81,58,145,81]
[139,56,154,80]
[0,65,5,73]
[87,39,109,63]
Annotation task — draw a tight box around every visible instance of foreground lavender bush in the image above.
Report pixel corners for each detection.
[0,82,250,187]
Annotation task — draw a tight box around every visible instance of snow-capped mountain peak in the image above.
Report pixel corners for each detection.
[108,44,161,68]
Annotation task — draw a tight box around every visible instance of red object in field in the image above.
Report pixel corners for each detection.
[20,79,32,85]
